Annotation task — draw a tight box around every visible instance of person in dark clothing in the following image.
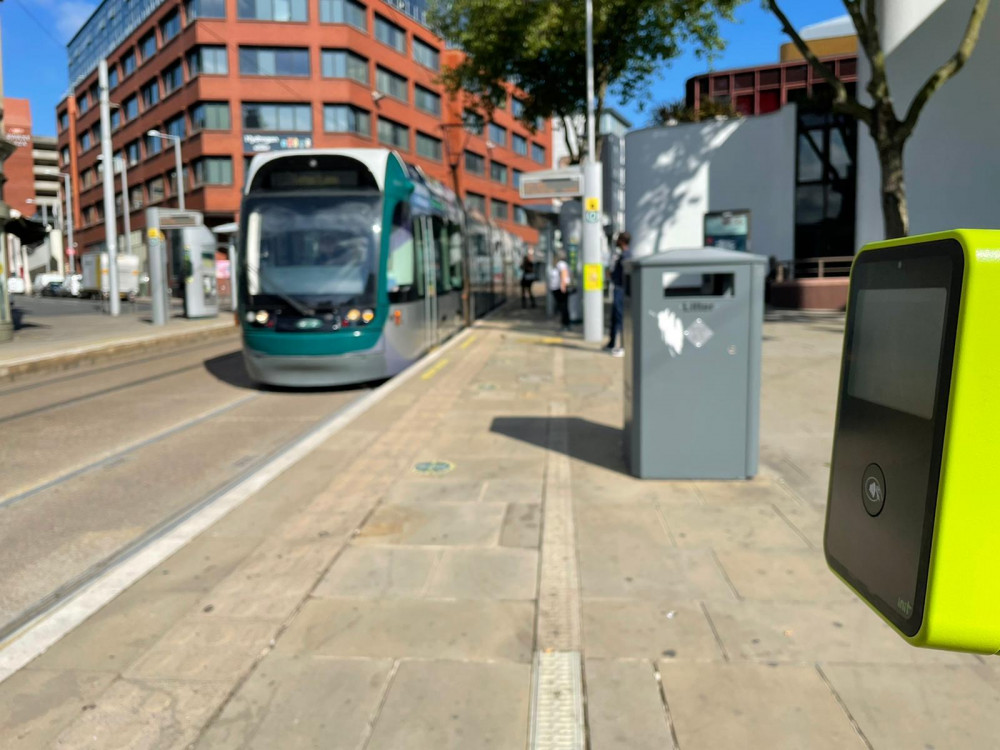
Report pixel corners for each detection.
[520,248,537,308]
[605,232,631,356]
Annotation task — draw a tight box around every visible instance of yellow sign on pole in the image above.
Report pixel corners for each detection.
[147,228,164,241]
[583,263,603,292]
[585,197,600,212]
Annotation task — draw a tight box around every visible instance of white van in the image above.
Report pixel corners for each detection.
[32,273,64,295]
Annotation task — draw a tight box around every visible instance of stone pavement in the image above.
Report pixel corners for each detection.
[3,305,1000,749]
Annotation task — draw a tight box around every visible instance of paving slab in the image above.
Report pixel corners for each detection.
[658,662,864,749]
[0,669,117,749]
[365,660,531,750]
[315,546,439,598]
[579,542,735,600]
[714,549,857,602]
[584,659,674,750]
[705,599,967,665]
[582,600,724,661]
[354,503,507,547]
[657,503,811,550]
[52,677,231,750]
[385,479,485,504]
[423,548,538,600]
[821,663,1000,750]
[195,656,393,750]
[482,477,545,504]
[275,598,535,661]
[499,503,542,548]
[124,615,276,681]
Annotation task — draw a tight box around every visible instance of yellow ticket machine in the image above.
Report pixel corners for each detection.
[826,229,1000,654]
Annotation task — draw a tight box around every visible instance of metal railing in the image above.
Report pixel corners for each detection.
[774,256,854,281]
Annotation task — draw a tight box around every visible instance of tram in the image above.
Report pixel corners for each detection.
[237,148,515,387]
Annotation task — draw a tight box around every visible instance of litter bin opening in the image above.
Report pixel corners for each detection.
[662,272,735,297]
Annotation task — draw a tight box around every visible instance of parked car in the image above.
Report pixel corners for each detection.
[40,281,64,297]
[6,277,26,295]
[32,273,64,295]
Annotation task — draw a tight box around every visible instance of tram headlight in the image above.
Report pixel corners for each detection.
[254,310,270,325]
[346,309,361,323]
[361,309,375,324]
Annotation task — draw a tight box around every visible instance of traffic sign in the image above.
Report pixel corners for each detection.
[519,167,584,200]
[585,210,600,224]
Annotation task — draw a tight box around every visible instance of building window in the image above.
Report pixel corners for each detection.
[140,32,157,61]
[141,80,160,109]
[323,104,371,136]
[464,151,484,175]
[512,168,523,188]
[242,103,312,131]
[185,0,226,21]
[377,117,408,151]
[148,177,166,202]
[512,133,527,156]
[145,131,164,155]
[491,199,509,221]
[414,86,441,116]
[488,122,506,148]
[166,113,187,139]
[122,51,136,77]
[60,146,70,165]
[465,192,485,214]
[161,10,181,43]
[531,143,546,164]
[111,108,122,130]
[376,67,408,103]
[413,37,439,71]
[490,161,507,184]
[237,0,307,22]
[108,66,119,89]
[535,116,545,131]
[79,131,92,151]
[463,110,484,135]
[76,92,90,115]
[163,61,185,95]
[124,95,139,120]
[191,102,230,131]
[512,98,524,118]
[239,47,310,77]
[515,206,528,225]
[321,50,368,84]
[374,15,405,53]
[416,132,442,161]
[188,46,228,76]
[319,0,366,29]
[129,185,144,210]
[125,140,141,166]
[81,168,94,188]
[194,157,234,185]
[58,111,69,131]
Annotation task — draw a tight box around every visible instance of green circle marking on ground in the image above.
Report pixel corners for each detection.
[413,460,455,476]
[478,383,498,391]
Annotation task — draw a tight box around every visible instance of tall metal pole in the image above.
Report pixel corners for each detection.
[98,59,120,315]
[61,172,75,275]
[581,0,603,342]
[173,137,185,211]
[119,155,132,254]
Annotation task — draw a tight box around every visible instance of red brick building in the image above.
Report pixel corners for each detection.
[3,99,36,216]
[57,0,552,260]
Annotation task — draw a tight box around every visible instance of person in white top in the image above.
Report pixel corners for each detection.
[548,252,571,330]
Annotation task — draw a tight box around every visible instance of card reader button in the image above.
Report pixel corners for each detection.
[862,464,886,516]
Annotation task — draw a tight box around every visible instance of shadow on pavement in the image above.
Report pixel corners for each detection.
[490,416,628,474]
[203,350,382,394]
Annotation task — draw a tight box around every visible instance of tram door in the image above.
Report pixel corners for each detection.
[415,217,438,349]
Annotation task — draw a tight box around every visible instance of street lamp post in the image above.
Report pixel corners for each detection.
[98,58,121,316]
[581,0,603,343]
[56,172,75,275]
[146,130,185,211]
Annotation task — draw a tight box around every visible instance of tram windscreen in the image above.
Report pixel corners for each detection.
[245,196,380,308]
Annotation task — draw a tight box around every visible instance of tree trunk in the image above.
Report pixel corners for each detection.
[878,141,909,239]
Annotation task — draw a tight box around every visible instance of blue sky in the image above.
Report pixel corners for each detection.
[1,0,848,136]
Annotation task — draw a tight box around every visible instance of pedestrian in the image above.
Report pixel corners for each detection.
[605,232,631,357]
[549,251,571,331]
[520,248,537,308]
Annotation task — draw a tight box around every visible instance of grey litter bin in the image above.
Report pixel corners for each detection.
[623,248,767,480]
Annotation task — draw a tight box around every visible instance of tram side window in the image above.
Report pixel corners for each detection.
[432,217,448,292]
[387,201,418,302]
[448,222,463,290]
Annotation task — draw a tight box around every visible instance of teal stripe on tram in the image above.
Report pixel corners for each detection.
[244,325,383,356]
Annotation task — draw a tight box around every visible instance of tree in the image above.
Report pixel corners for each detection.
[428,0,741,163]
[651,97,741,125]
[765,0,992,239]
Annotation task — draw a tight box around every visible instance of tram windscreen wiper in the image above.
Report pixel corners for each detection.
[246,263,315,317]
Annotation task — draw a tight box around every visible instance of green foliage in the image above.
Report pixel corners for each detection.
[428,0,742,131]
[651,97,740,125]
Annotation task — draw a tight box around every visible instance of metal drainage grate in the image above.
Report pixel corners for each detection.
[529,650,585,750]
